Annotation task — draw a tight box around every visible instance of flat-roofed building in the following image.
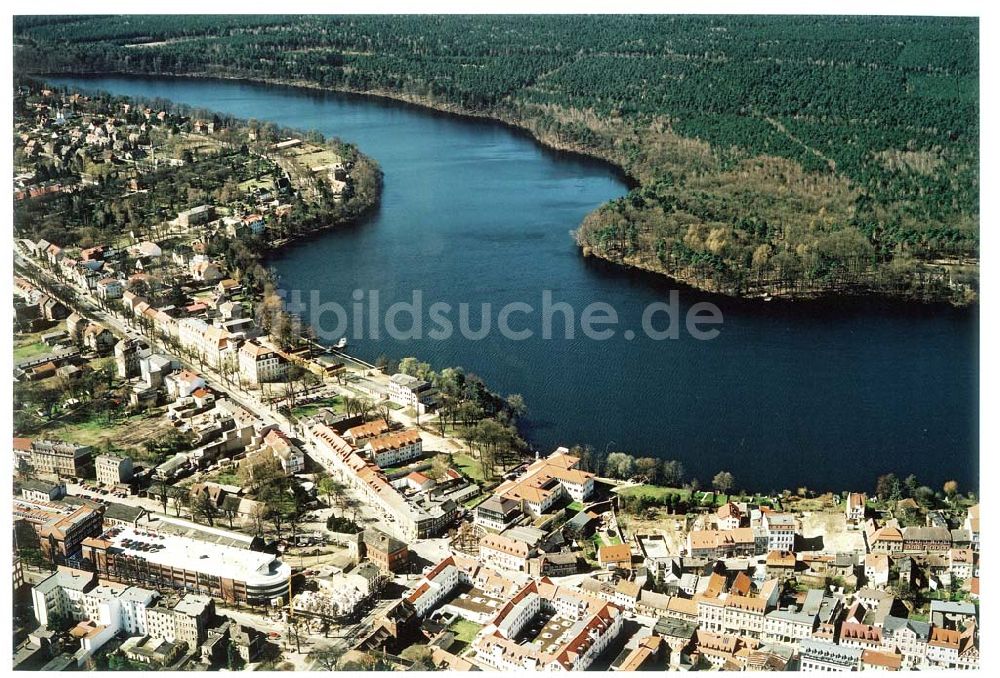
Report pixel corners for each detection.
[79,524,290,606]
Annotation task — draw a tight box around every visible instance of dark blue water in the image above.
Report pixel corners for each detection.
[49,76,979,493]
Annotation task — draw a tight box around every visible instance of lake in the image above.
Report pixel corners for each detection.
[49,75,979,493]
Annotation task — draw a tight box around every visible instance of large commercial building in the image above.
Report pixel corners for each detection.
[79,524,290,606]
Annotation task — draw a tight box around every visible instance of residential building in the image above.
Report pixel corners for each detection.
[865,553,890,588]
[363,429,423,467]
[388,373,434,411]
[95,454,134,486]
[178,318,233,368]
[475,496,523,532]
[717,502,742,530]
[473,579,624,671]
[687,528,756,559]
[798,639,863,671]
[238,340,286,384]
[901,526,952,554]
[762,513,796,552]
[260,429,305,475]
[177,204,215,228]
[479,533,534,572]
[845,492,867,525]
[881,616,930,669]
[598,544,633,571]
[95,278,123,300]
[364,529,409,574]
[14,438,93,478]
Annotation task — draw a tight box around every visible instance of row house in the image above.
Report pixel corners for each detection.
[722,594,768,638]
[925,624,978,669]
[964,505,979,551]
[881,616,930,669]
[799,639,863,671]
[949,548,976,580]
[687,528,756,559]
[178,317,234,368]
[363,429,423,468]
[868,523,904,554]
[762,608,817,645]
[479,532,534,572]
[839,622,883,651]
[902,526,952,553]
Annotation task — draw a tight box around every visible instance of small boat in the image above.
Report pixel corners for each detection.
[334,337,347,350]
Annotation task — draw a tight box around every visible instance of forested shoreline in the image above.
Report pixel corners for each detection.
[14,15,980,304]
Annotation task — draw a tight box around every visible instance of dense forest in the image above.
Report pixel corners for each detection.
[13,15,980,302]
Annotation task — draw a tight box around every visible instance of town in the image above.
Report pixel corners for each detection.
[11,83,980,671]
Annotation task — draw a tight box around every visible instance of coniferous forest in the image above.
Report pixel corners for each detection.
[14,15,979,302]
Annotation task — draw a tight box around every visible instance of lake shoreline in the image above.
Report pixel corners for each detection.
[43,69,978,309]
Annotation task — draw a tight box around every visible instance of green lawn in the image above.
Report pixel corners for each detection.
[450,452,485,483]
[291,396,343,418]
[463,493,489,509]
[617,484,691,501]
[617,484,735,507]
[447,619,482,645]
[14,340,49,361]
[566,501,585,512]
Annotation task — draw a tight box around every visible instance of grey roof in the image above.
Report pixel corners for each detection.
[766,608,816,625]
[364,528,406,554]
[930,600,976,615]
[103,501,145,523]
[799,639,863,664]
[654,616,697,641]
[565,510,596,530]
[882,615,931,640]
[20,479,61,494]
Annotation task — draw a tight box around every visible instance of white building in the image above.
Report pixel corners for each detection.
[95,454,134,486]
[762,513,796,552]
[363,429,423,467]
[178,317,234,368]
[238,340,286,384]
[798,639,863,671]
[479,533,533,573]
